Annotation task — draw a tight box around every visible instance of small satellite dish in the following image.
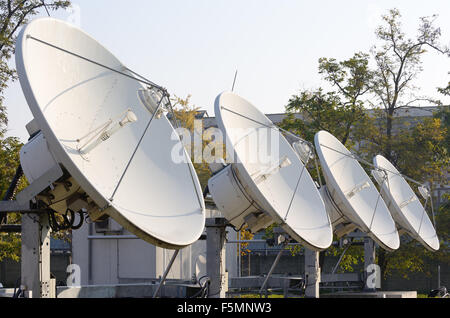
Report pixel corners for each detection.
[315,131,400,251]
[15,18,205,249]
[373,155,439,251]
[208,92,333,251]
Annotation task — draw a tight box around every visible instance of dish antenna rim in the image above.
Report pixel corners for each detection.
[15,17,205,249]
[212,91,333,251]
[314,130,400,251]
[373,154,439,252]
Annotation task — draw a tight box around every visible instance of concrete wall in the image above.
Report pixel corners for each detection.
[71,212,238,286]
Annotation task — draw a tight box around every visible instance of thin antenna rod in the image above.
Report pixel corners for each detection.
[28,36,164,91]
[153,249,180,298]
[41,1,51,17]
[231,70,238,92]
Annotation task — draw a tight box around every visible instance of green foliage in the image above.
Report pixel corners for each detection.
[0,0,71,133]
[437,81,450,97]
[282,52,373,146]
[357,110,449,186]
[172,95,257,256]
[282,89,367,146]
[380,197,449,280]
[0,1,71,262]
[326,244,364,273]
[370,8,449,162]
[429,196,450,266]
[0,231,20,261]
[382,241,428,279]
[171,95,211,189]
[371,8,448,113]
[281,8,450,280]
[433,105,450,155]
[0,136,24,196]
[0,136,24,262]
[435,194,450,242]
[318,52,373,106]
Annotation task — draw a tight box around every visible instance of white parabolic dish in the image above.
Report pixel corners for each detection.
[315,131,400,251]
[15,18,205,249]
[215,92,333,250]
[373,155,439,251]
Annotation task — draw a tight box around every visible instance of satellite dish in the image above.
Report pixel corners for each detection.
[315,131,400,251]
[208,92,333,251]
[373,155,439,251]
[15,18,205,249]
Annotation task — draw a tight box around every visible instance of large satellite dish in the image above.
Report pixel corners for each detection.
[373,155,439,251]
[315,131,400,251]
[16,18,205,249]
[208,92,333,251]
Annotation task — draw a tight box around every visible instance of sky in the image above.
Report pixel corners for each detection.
[4,0,450,142]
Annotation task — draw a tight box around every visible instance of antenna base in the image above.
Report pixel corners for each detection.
[208,165,272,233]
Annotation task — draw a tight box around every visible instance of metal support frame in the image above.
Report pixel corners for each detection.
[16,164,63,205]
[20,212,54,298]
[0,200,55,298]
[206,217,228,298]
[0,224,21,233]
[259,247,284,297]
[0,164,64,298]
[152,249,180,298]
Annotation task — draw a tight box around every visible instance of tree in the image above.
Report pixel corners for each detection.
[172,95,256,272]
[282,89,361,145]
[437,84,450,153]
[281,8,450,284]
[0,1,71,133]
[282,52,373,146]
[171,94,212,189]
[318,52,374,144]
[370,8,449,160]
[0,1,71,263]
[356,109,448,185]
[0,136,24,262]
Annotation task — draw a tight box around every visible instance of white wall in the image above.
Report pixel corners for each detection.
[72,214,238,286]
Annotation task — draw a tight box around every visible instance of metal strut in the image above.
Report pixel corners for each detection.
[153,249,180,298]
[284,156,310,222]
[110,93,166,201]
[27,36,164,91]
[259,244,285,297]
[331,243,352,275]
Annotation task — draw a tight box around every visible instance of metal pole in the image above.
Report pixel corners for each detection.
[206,218,227,298]
[231,70,238,92]
[331,244,351,274]
[21,213,52,298]
[238,230,241,278]
[153,249,179,298]
[259,248,284,297]
[438,265,441,289]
